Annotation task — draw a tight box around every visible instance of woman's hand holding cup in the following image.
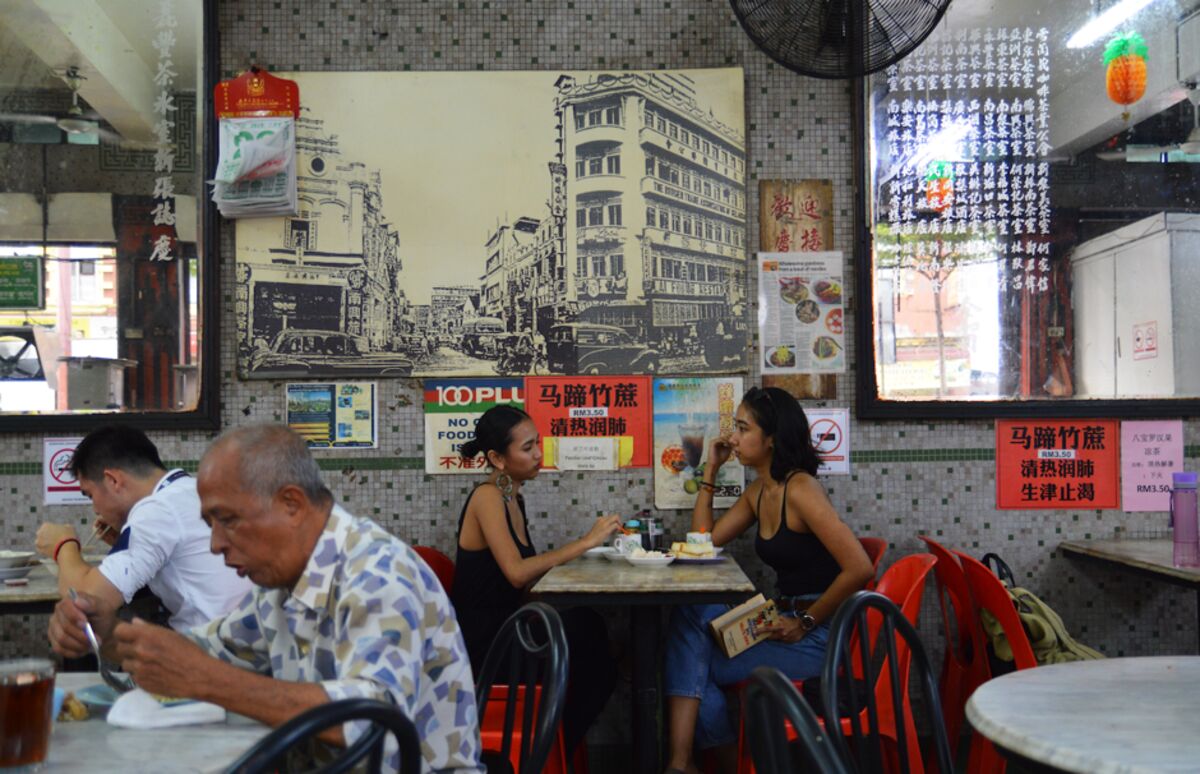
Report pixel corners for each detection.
[585,514,623,548]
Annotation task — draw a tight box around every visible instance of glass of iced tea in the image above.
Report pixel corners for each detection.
[0,658,56,770]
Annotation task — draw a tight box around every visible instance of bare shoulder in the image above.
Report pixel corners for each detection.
[468,483,505,515]
[785,471,836,513]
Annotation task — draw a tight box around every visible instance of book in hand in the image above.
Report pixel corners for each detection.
[709,593,779,658]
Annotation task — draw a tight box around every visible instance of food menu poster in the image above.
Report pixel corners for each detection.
[286,382,377,449]
[423,379,524,474]
[1120,420,1183,512]
[758,251,845,374]
[525,376,651,470]
[995,420,1119,510]
[652,377,745,510]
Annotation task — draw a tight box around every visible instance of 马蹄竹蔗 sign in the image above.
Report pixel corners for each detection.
[995,420,1120,510]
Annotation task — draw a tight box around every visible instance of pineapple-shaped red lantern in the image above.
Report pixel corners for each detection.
[1104,32,1148,118]
[924,161,954,213]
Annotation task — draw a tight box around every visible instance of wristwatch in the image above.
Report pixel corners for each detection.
[797,611,818,632]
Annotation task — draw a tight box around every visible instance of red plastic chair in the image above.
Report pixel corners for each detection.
[413,545,455,594]
[734,553,937,774]
[954,551,1038,774]
[918,537,990,763]
[479,685,571,774]
[859,537,887,590]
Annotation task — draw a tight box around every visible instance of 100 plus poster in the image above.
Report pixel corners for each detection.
[234,70,748,379]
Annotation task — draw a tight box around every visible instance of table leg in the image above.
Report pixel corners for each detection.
[631,605,661,774]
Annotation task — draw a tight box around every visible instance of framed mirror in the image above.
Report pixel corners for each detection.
[0,0,218,430]
[855,0,1200,419]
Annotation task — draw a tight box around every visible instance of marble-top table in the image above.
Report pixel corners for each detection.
[0,556,109,616]
[966,656,1200,774]
[532,555,756,774]
[45,673,268,773]
[1059,539,1200,650]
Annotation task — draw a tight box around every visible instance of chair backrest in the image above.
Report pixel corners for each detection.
[955,550,1038,671]
[745,666,850,774]
[919,536,987,677]
[413,545,455,594]
[858,537,887,590]
[822,591,954,774]
[475,602,570,774]
[224,697,421,774]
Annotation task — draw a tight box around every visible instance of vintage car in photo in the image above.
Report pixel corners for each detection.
[546,323,659,375]
[249,329,414,377]
[460,317,506,359]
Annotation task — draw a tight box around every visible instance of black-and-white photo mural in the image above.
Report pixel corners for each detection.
[235,70,748,378]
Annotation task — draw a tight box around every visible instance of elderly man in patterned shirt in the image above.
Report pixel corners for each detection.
[110,424,484,773]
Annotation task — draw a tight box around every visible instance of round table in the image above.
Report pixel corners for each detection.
[966,656,1200,774]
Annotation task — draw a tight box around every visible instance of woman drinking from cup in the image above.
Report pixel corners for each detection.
[451,404,621,758]
[662,386,874,774]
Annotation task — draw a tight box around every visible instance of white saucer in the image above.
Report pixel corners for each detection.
[584,547,615,559]
[604,551,629,562]
[625,554,675,567]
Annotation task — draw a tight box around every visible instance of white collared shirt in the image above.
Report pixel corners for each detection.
[98,469,252,630]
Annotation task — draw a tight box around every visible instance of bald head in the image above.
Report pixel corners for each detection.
[200,424,331,505]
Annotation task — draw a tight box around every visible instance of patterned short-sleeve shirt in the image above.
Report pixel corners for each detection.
[189,504,483,773]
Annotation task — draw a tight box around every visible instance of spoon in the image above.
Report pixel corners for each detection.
[68,588,135,694]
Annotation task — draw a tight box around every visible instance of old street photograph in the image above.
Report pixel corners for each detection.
[235,69,748,378]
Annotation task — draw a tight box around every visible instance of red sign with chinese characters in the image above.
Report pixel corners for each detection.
[995,419,1120,509]
[525,376,652,469]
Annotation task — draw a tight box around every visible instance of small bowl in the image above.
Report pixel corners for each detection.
[604,551,629,562]
[625,554,676,568]
[0,550,36,569]
[584,547,615,560]
[0,565,35,581]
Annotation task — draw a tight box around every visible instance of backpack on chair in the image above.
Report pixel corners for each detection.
[978,553,1104,666]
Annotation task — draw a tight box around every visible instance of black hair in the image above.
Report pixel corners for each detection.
[459,404,532,462]
[740,386,821,480]
[69,425,166,482]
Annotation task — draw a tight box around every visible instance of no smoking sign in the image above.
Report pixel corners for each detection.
[806,409,850,475]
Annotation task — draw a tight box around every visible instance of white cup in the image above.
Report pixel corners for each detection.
[613,535,641,555]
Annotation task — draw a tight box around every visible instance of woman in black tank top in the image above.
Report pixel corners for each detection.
[450,404,622,758]
[663,387,874,774]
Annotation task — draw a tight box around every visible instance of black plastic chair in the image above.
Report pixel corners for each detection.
[744,666,851,774]
[224,697,420,774]
[822,591,954,774]
[475,602,570,774]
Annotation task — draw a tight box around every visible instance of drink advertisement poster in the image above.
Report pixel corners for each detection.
[653,377,745,510]
[758,252,845,374]
[424,379,524,474]
[524,376,652,470]
[286,383,377,449]
[995,419,1120,510]
[1120,420,1183,512]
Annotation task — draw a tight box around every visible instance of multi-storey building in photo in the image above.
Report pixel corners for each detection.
[553,72,747,358]
[236,116,408,370]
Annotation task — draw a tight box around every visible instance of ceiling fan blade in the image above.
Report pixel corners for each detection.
[0,112,57,125]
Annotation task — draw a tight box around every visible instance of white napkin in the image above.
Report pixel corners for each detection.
[107,688,226,729]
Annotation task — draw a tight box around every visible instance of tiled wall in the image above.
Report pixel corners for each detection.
[2,0,1195,752]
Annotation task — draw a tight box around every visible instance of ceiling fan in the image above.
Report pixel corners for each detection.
[1096,88,1200,162]
[0,66,127,145]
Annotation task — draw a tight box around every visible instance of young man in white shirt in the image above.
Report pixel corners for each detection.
[38,425,253,653]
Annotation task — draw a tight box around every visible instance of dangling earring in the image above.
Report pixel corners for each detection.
[495,471,514,502]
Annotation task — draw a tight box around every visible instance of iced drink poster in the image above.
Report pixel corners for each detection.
[653,377,745,510]
[758,251,845,374]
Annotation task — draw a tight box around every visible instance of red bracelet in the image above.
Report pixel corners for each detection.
[53,537,81,563]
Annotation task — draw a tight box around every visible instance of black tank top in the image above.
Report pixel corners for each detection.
[451,486,537,670]
[754,472,841,597]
